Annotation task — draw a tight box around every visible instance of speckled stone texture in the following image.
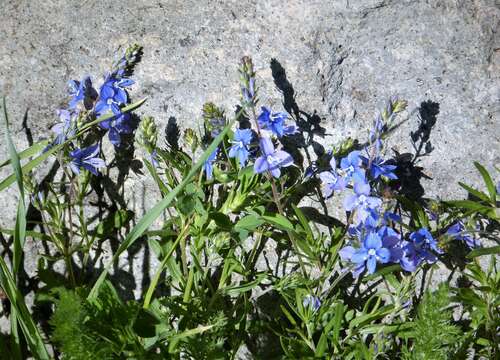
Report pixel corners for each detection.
[0,0,499,327]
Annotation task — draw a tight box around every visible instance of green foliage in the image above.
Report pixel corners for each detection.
[402,284,464,360]
[50,282,166,359]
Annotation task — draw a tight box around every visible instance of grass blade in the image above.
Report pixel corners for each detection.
[3,98,28,359]
[0,257,50,359]
[0,140,49,169]
[473,162,496,202]
[2,98,26,276]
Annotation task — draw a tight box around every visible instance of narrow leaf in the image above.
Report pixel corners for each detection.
[474,162,496,202]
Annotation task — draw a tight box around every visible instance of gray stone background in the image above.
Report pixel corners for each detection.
[0,0,499,298]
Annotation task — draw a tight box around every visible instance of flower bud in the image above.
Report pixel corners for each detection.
[239,56,256,107]
[137,116,158,153]
[184,128,199,153]
[202,103,225,138]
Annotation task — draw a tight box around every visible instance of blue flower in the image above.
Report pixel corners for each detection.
[340,150,365,183]
[203,148,218,180]
[411,228,443,255]
[401,228,442,271]
[99,103,133,147]
[303,295,321,312]
[257,107,289,137]
[254,136,293,178]
[68,76,97,110]
[52,109,76,145]
[344,180,382,225]
[95,74,134,116]
[150,149,159,168]
[378,226,404,262]
[339,232,391,275]
[446,221,480,248]
[229,128,253,166]
[368,114,385,155]
[242,77,255,104]
[361,156,397,180]
[69,144,105,176]
[304,163,317,179]
[319,157,346,197]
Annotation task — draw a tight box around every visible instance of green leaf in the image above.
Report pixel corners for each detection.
[262,213,295,232]
[474,162,496,202]
[209,212,233,230]
[466,246,500,258]
[167,325,214,353]
[292,205,314,240]
[234,214,264,231]
[143,158,170,196]
[2,98,26,279]
[314,332,328,357]
[220,273,267,296]
[0,257,50,359]
[0,228,51,242]
[89,113,238,300]
[445,200,491,212]
[363,264,401,281]
[349,305,394,329]
[0,140,49,169]
[458,182,491,203]
[397,196,429,228]
[330,302,345,347]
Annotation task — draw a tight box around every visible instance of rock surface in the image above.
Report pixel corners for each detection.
[1,0,498,201]
[0,0,499,316]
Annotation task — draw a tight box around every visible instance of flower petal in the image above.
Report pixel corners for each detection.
[365,232,382,250]
[270,168,281,178]
[259,136,274,156]
[254,156,269,174]
[351,249,368,264]
[109,128,121,146]
[339,246,355,261]
[376,248,391,263]
[273,150,293,167]
[366,256,377,274]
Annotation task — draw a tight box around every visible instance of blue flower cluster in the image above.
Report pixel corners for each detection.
[47,45,141,176]
[203,57,297,180]
[320,99,444,276]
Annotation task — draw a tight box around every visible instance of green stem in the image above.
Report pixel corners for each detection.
[183,266,195,303]
[143,220,192,309]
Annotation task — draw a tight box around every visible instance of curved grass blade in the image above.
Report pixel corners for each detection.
[0,257,50,360]
[474,162,496,202]
[0,140,49,169]
[3,98,28,359]
[3,98,26,277]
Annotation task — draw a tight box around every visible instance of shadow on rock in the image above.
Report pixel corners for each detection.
[394,100,439,202]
